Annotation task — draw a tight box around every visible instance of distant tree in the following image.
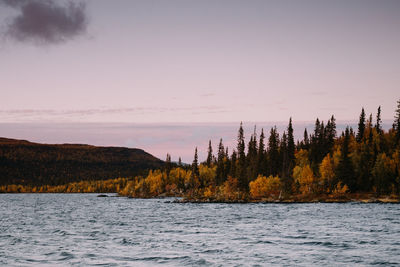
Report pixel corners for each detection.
[206,140,213,167]
[267,126,280,176]
[216,139,226,185]
[192,147,199,178]
[375,106,382,135]
[394,99,400,145]
[287,118,295,170]
[230,150,237,178]
[336,127,356,191]
[257,128,266,176]
[165,153,172,178]
[356,108,366,142]
[178,157,182,166]
[236,122,248,190]
[247,126,258,181]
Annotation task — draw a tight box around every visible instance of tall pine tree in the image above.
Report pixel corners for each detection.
[356,108,366,143]
[237,122,248,190]
[206,140,213,167]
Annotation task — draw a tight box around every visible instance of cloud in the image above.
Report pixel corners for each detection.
[0,106,231,121]
[0,0,87,44]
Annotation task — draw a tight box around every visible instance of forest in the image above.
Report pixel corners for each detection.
[117,99,400,202]
[2,100,400,203]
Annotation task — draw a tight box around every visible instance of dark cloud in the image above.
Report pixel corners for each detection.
[0,0,87,44]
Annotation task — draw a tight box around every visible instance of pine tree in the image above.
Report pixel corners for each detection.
[267,126,280,176]
[394,99,400,145]
[237,122,248,190]
[257,128,266,175]
[230,150,237,178]
[206,140,213,167]
[303,128,310,150]
[336,127,356,191]
[247,126,258,181]
[165,153,172,178]
[287,118,295,168]
[178,157,182,166]
[375,106,382,135]
[192,147,199,178]
[216,138,226,185]
[356,108,366,142]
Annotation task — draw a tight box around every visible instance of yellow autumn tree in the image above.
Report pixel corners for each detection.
[249,175,281,199]
[319,154,336,192]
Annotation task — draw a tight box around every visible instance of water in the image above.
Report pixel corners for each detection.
[1,194,400,266]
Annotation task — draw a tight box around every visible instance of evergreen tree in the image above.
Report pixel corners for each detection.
[302,128,310,150]
[395,99,400,145]
[287,118,295,168]
[267,126,280,176]
[326,115,336,151]
[356,108,366,142]
[178,157,182,166]
[192,147,199,178]
[230,150,237,178]
[247,126,258,181]
[257,128,266,175]
[165,153,172,178]
[280,131,292,193]
[216,139,226,185]
[336,127,356,191]
[375,106,382,135]
[236,122,248,190]
[206,140,213,167]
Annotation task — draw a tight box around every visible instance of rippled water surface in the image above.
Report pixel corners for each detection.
[1,194,400,266]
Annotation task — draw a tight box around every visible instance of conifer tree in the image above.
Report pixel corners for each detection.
[178,157,182,166]
[206,140,213,167]
[236,122,248,190]
[336,127,356,191]
[303,128,310,150]
[375,106,382,135]
[165,153,172,178]
[287,118,295,168]
[230,150,237,178]
[356,108,366,142]
[394,99,400,145]
[247,126,258,181]
[257,128,266,175]
[267,126,280,176]
[192,147,199,178]
[216,138,226,185]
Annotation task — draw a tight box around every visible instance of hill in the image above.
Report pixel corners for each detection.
[0,137,164,186]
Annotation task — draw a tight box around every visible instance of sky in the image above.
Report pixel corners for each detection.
[0,0,399,161]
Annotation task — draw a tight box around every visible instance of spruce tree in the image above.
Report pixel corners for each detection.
[267,126,280,176]
[356,108,366,143]
[247,126,258,181]
[192,147,199,178]
[236,122,247,190]
[216,138,225,185]
[206,140,213,167]
[395,99,400,145]
[336,127,356,191]
[303,128,310,150]
[165,153,172,178]
[287,118,295,168]
[375,106,382,135]
[257,128,266,175]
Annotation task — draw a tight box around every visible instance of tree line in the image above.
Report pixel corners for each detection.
[120,99,400,201]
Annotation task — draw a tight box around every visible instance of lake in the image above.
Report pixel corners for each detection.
[1,194,399,266]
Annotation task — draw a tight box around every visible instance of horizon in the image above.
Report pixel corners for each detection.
[1,0,399,161]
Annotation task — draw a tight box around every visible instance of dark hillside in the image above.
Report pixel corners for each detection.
[0,138,164,185]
